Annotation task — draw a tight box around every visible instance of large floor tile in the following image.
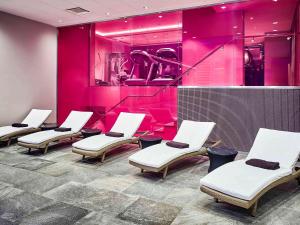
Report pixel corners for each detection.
[18,202,89,225]
[44,182,138,215]
[13,158,55,171]
[0,192,54,223]
[118,198,181,225]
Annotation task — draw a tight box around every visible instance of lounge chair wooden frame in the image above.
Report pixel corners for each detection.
[18,132,81,154]
[72,137,140,162]
[129,139,222,179]
[200,166,300,216]
[72,130,149,162]
[0,128,41,146]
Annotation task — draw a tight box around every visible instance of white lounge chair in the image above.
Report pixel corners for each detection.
[0,109,52,146]
[72,112,146,162]
[200,128,300,216]
[18,111,93,154]
[129,120,219,179]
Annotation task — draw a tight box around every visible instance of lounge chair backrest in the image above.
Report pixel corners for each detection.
[247,128,300,170]
[173,120,216,149]
[60,111,93,133]
[21,109,52,128]
[110,112,145,138]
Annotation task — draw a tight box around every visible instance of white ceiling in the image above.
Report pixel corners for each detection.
[0,0,239,27]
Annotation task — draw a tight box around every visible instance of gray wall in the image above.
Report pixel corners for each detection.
[178,87,300,151]
[0,11,57,125]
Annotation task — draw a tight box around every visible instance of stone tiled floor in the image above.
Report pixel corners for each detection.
[0,141,299,225]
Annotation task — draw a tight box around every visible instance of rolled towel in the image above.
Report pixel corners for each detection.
[246,158,280,170]
[12,123,28,128]
[105,132,124,137]
[166,141,189,149]
[54,127,72,132]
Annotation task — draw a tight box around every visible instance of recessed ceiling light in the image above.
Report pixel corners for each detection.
[153,35,157,38]
[233,26,238,29]
[272,21,278,25]
[158,15,163,18]
[273,29,278,32]
[250,17,254,20]
[272,0,278,2]
[183,31,188,34]
[106,12,110,16]
[124,20,128,23]
[192,36,196,39]
[236,32,241,35]
[143,6,149,10]
[221,6,226,9]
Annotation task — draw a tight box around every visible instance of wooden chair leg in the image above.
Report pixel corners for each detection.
[101,152,106,163]
[82,155,85,160]
[250,201,258,217]
[162,167,168,179]
[214,198,219,203]
[7,138,12,146]
[28,148,31,154]
[141,169,144,173]
[44,144,49,154]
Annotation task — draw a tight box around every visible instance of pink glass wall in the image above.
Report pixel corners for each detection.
[57,0,299,140]
[182,7,244,86]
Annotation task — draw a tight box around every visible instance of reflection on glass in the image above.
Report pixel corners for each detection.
[91,11,182,86]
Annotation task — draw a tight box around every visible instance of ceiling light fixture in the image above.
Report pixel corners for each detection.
[192,36,196,39]
[158,15,163,18]
[287,36,291,40]
[250,17,254,20]
[221,6,226,9]
[272,0,278,2]
[96,23,182,37]
[183,31,188,34]
[273,29,278,32]
[272,21,278,25]
[233,26,238,29]
[105,12,110,16]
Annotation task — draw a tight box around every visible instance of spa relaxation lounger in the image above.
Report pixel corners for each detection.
[200,128,300,216]
[72,112,146,162]
[129,120,221,179]
[18,111,93,154]
[0,109,52,146]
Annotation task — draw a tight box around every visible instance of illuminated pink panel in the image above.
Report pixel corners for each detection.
[182,7,244,86]
[57,25,90,124]
[264,37,291,86]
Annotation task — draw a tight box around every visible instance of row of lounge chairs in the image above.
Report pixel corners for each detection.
[0,109,299,216]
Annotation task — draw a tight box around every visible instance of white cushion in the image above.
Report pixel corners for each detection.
[129,143,200,168]
[110,112,145,138]
[200,160,291,200]
[173,120,216,149]
[60,111,93,133]
[72,134,128,151]
[0,126,31,138]
[18,130,74,144]
[129,120,215,168]
[21,109,52,128]
[246,128,300,169]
